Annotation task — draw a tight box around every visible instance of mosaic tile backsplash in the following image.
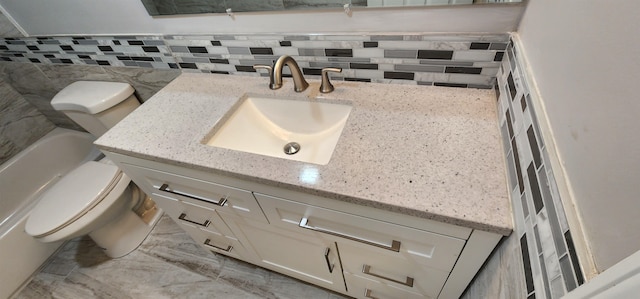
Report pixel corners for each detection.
[0,34,508,88]
[494,39,584,299]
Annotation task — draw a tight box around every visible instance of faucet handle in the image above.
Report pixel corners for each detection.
[253,64,274,87]
[320,67,342,93]
[253,64,272,71]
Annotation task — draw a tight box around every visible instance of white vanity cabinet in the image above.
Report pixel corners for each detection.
[105,152,502,299]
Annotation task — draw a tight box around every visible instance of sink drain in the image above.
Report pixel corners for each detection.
[284,142,301,155]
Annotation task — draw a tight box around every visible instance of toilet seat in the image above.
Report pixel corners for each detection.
[25,161,123,238]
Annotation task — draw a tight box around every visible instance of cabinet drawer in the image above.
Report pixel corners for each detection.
[150,193,236,238]
[255,192,465,272]
[340,242,449,298]
[344,272,427,299]
[122,163,267,223]
[177,197,238,238]
[178,220,248,261]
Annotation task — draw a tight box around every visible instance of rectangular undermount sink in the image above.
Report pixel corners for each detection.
[204,94,352,165]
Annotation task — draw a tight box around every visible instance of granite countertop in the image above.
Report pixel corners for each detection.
[96,73,512,236]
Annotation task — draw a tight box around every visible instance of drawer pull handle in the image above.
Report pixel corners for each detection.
[364,289,378,299]
[362,264,414,287]
[324,247,335,273]
[299,217,401,252]
[159,183,228,207]
[178,213,211,227]
[204,238,233,252]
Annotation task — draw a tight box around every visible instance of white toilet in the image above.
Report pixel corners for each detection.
[25,81,162,258]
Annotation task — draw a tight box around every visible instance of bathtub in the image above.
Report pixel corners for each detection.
[0,128,101,298]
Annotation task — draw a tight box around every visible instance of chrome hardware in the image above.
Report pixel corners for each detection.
[324,247,335,273]
[364,289,378,299]
[253,64,274,88]
[204,239,233,252]
[299,217,401,252]
[159,183,228,206]
[271,55,309,92]
[320,67,342,93]
[362,264,414,287]
[283,142,301,155]
[178,213,211,227]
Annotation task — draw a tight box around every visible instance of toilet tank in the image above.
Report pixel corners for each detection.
[51,81,140,137]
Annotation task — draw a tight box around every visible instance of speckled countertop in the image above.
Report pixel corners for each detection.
[96,73,512,236]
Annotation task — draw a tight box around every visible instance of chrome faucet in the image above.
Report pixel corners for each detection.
[254,55,309,92]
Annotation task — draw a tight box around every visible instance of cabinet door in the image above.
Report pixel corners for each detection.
[225,217,346,293]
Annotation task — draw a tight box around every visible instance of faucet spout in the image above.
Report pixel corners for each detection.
[271,55,309,92]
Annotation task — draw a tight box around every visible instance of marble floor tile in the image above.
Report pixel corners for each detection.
[15,216,347,299]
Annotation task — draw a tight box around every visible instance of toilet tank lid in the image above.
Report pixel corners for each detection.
[51,81,135,114]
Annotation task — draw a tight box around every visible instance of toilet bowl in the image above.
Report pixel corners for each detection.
[24,81,162,258]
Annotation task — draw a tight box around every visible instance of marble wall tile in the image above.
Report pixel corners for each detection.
[0,137,19,165]
[0,62,180,130]
[0,62,58,99]
[0,100,54,149]
[0,62,70,128]
[140,0,161,15]
[284,0,352,10]
[0,77,54,164]
[37,64,114,92]
[0,11,22,37]
[171,0,227,14]
[101,66,181,102]
[228,0,285,12]
[34,64,181,103]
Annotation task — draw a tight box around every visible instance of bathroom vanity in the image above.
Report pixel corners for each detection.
[96,73,512,299]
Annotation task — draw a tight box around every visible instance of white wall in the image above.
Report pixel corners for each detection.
[0,0,523,35]
[518,1,640,272]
